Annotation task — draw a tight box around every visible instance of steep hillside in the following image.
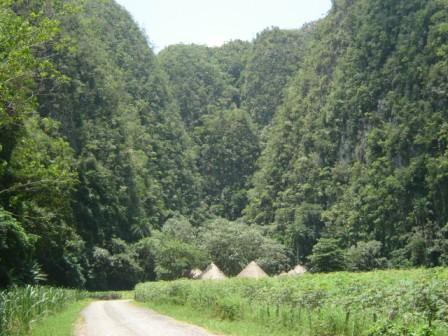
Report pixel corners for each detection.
[245,0,448,267]
[39,0,201,244]
[242,27,312,126]
[1,0,203,288]
[157,29,310,219]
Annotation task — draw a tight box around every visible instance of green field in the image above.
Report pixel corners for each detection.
[135,268,448,336]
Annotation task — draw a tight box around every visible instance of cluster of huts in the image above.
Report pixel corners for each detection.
[190,261,307,280]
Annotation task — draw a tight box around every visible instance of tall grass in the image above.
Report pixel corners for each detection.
[135,268,448,336]
[0,286,86,336]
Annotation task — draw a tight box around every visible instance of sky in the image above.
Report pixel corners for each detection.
[115,0,332,51]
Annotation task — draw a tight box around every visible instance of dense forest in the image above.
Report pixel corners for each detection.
[1,0,447,290]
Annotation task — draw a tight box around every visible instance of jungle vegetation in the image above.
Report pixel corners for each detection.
[1,0,448,290]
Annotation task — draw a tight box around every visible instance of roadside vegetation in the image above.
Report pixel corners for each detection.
[135,268,448,336]
[0,286,132,336]
[0,286,86,336]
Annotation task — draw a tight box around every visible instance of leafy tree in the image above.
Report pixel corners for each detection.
[0,207,33,287]
[148,233,208,281]
[88,238,142,290]
[3,0,448,287]
[308,238,346,273]
[140,216,208,280]
[0,0,83,287]
[211,40,251,106]
[198,218,288,275]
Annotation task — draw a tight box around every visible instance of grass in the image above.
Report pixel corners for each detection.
[138,301,300,336]
[30,299,91,336]
[135,268,448,336]
[0,286,132,336]
[0,286,87,336]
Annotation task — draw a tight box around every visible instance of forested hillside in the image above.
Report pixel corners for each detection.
[245,0,448,268]
[1,0,448,290]
[158,29,309,219]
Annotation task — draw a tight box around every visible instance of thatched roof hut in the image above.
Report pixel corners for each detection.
[237,261,268,279]
[287,264,307,276]
[199,263,227,280]
[189,268,203,279]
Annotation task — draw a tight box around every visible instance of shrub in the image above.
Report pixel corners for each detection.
[346,240,387,271]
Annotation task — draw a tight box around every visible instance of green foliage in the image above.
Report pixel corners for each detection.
[0,207,32,287]
[211,40,251,93]
[195,109,260,219]
[158,44,236,129]
[242,27,311,126]
[3,0,448,289]
[0,286,86,336]
[0,0,59,131]
[308,238,346,273]
[198,218,288,275]
[37,0,202,246]
[245,0,448,270]
[149,234,208,281]
[88,238,143,290]
[0,0,82,288]
[161,215,197,242]
[136,268,448,336]
[141,216,209,280]
[345,241,387,271]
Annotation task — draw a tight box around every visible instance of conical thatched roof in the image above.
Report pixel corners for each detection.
[189,268,203,279]
[237,261,268,279]
[199,263,227,280]
[287,264,307,276]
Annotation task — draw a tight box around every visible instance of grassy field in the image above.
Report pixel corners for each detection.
[135,268,448,336]
[30,299,91,336]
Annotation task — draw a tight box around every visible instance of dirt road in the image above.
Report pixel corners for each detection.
[76,300,217,336]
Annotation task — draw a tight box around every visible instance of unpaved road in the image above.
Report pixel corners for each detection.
[76,300,217,336]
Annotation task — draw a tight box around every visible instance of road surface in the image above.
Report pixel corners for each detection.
[76,300,217,336]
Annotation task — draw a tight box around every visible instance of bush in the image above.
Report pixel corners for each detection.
[346,240,387,271]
